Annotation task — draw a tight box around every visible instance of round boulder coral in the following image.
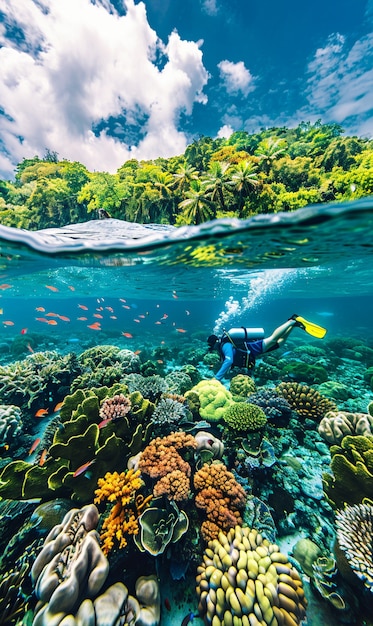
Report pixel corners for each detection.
[191,380,233,422]
[230,374,256,400]
[196,525,307,626]
[223,402,267,431]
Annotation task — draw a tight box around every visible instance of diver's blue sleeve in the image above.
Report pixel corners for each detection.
[215,342,235,381]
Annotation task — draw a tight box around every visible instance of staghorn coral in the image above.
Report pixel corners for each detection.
[318,410,373,445]
[194,462,246,540]
[335,503,373,593]
[30,504,109,623]
[248,389,292,422]
[99,393,131,421]
[196,525,307,626]
[276,381,337,421]
[0,404,22,444]
[123,374,168,403]
[223,402,267,431]
[94,468,151,555]
[230,373,256,399]
[322,435,373,508]
[190,379,233,422]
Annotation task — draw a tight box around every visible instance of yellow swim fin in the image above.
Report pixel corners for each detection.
[295,316,327,339]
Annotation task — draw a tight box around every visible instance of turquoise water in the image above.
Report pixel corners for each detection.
[0,199,373,626]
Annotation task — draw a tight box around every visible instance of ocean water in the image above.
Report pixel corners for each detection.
[0,199,373,626]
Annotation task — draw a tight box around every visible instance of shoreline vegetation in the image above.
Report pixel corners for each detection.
[0,120,372,230]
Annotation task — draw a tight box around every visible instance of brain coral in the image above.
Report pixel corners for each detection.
[230,374,256,399]
[276,382,337,421]
[223,402,267,432]
[196,525,307,626]
[318,411,373,445]
[190,379,233,422]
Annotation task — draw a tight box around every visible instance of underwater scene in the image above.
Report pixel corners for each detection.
[0,200,373,626]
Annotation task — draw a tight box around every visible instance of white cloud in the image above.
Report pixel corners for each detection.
[0,0,209,177]
[216,123,233,139]
[304,32,373,137]
[217,59,255,97]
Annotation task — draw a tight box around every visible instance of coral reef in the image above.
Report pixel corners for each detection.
[0,404,22,444]
[283,361,328,384]
[194,462,246,541]
[335,503,373,592]
[98,393,131,421]
[31,504,109,624]
[196,525,307,625]
[0,561,29,625]
[0,384,154,503]
[223,402,267,431]
[276,382,337,421]
[94,468,151,555]
[150,396,190,436]
[189,379,233,422]
[322,435,373,508]
[123,374,168,403]
[318,410,373,444]
[135,574,161,626]
[164,368,196,395]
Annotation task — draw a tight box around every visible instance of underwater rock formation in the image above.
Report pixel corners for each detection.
[196,525,307,625]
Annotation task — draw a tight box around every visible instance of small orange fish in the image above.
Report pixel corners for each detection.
[35,306,45,312]
[109,315,117,319]
[68,285,75,291]
[46,312,59,317]
[0,284,12,290]
[119,298,126,302]
[35,408,48,418]
[88,322,101,330]
[157,359,164,364]
[77,316,88,321]
[105,307,114,312]
[73,459,96,477]
[172,291,178,299]
[27,343,34,353]
[93,313,103,319]
[134,319,140,323]
[122,305,131,309]
[29,438,41,454]
[39,449,47,466]
[176,328,187,333]
[54,402,64,412]
[47,319,58,325]
[58,315,70,322]
[121,332,133,338]
[161,314,168,320]
[134,350,142,355]
[3,320,14,326]
[78,304,88,310]
[155,321,162,325]
[20,328,28,334]
[45,285,59,292]
[36,317,49,323]
[138,314,146,319]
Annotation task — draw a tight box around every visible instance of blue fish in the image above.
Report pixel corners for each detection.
[181,612,194,626]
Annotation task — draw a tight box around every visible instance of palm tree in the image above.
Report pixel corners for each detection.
[230,160,259,216]
[178,179,215,225]
[203,161,232,212]
[255,138,287,174]
[173,163,199,193]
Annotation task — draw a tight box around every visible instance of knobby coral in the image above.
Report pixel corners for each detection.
[194,462,246,541]
[94,468,152,555]
[335,503,373,592]
[196,525,307,626]
[276,382,337,421]
[99,393,131,421]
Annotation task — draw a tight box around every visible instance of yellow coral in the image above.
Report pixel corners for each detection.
[94,469,152,555]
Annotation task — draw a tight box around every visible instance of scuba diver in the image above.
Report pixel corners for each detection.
[207,314,327,382]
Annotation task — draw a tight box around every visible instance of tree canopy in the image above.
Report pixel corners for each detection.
[0,121,372,229]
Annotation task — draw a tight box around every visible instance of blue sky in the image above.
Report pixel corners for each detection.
[0,0,372,178]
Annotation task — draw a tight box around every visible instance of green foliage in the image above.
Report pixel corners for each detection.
[1,121,372,229]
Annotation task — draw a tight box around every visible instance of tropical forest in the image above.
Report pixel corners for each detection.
[0,120,372,230]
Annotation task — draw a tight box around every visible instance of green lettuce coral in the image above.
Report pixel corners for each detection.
[223,402,267,431]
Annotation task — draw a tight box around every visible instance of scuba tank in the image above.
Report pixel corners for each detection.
[225,327,265,341]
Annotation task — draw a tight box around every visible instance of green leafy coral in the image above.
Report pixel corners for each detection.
[223,402,267,431]
[0,384,155,503]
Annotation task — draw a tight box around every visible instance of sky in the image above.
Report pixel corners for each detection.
[0,0,372,179]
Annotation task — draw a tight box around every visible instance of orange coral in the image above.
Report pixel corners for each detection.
[153,470,191,502]
[94,469,152,555]
[193,462,246,540]
[138,431,197,479]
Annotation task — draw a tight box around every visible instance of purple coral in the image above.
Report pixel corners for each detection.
[248,389,292,421]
